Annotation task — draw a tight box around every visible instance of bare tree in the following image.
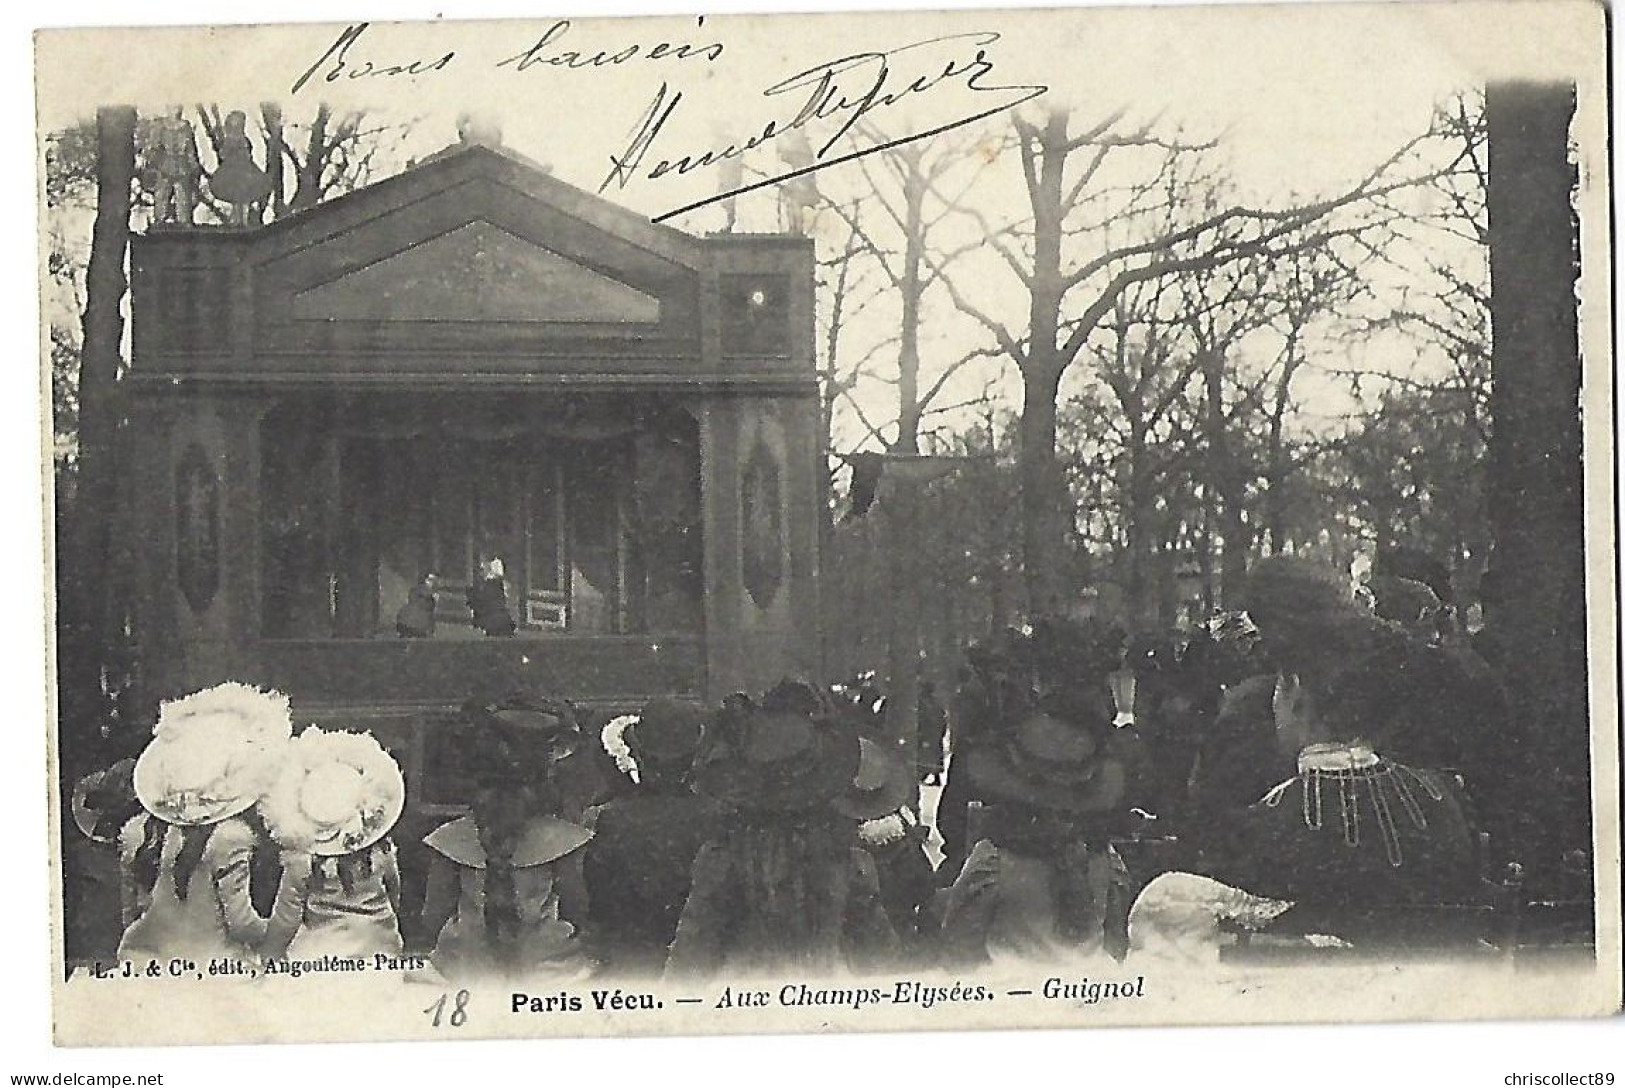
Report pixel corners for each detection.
[1256,246,1363,557]
[1167,256,1281,601]
[1074,278,1206,622]
[59,106,135,778]
[1327,93,1493,578]
[820,124,1000,762]
[815,199,890,673]
[826,126,1000,457]
[936,106,1437,613]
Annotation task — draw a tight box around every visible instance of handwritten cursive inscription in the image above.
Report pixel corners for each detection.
[291,23,456,95]
[497,18,725,71]
[594,33,1047,221]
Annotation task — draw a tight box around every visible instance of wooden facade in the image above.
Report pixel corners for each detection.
[122,143,822,795]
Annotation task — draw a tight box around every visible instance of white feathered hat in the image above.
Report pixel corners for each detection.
[261,728,405,856]
[132,683,294,827]
[1127,872,1293,964]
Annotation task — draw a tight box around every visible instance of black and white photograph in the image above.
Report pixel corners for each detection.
[27,0,1619,1060]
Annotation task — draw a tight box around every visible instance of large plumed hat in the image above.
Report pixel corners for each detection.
[1238,556,1461,754]
[600,699,708,784]
[132,683,293,826]
[1128,872,1293,963]
[261,728,406,856]
[1239,556,1362,639]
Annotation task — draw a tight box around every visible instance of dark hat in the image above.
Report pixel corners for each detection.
[455,690,583,784]
[956,616,1132,815]
[1239,556,1359,635]
[830,736,914,821]
[624,698,708,764]
[1306,617,1434,747]
[962,710,1129,814]
[692,695,860,813]
[759,677,828,717]
[958,617,1126,731]
[1244,563,1409,690]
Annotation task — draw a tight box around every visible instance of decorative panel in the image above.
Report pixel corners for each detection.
[292,221,662,325]
[174,442,221,615]
[740,434,785,609]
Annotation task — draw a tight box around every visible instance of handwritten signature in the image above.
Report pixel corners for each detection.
[596,32,1047,221]
[288,24,1046,227]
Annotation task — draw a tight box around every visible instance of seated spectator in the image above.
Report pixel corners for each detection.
[1189,559,1484,942]
[938,618,1139,965]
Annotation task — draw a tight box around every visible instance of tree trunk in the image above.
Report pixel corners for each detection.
[1010,112,1075,617]
[1201,346,1250,602]
[883,487,922,777]
[290,103,331,213]
[883,151,928,777]
[1484,81,1586,892]
[1196,481,1216,613]
[261,102,287,222]
[816,224,863,682]
[62,106,136,780]
[1218,489,1249,600]
[1264,405,1288,555]
[1018,362,1067,614]
[895,160,926,456]
[1124,414,1155,624]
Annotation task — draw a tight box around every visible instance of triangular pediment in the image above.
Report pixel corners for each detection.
[292,221,662,324]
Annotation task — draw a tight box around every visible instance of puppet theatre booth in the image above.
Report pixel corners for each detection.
[120,142,822,821]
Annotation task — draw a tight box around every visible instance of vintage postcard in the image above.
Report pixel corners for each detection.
[35,0,1619,1048]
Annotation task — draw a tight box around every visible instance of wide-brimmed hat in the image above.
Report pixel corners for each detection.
[599,699,707,784]
[454,691,583,786]
[831,736,914,821]
[692,695,860,813]
[960,618,1125,729]
[963,711,1129,813]
[71,758,137,843]
[624,698,708,764]
[132,683,294,826]
[956,617,1132,814]
[261,728,406,855]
